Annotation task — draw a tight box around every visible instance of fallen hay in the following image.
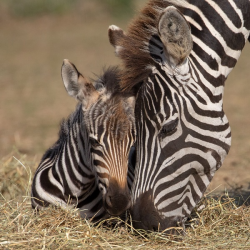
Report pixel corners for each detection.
[0,154,250,249]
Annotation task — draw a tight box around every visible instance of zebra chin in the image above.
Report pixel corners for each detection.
[102,178,131,217]
[130,190,185,234]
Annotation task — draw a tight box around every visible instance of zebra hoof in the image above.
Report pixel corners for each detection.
[158,6,193,66]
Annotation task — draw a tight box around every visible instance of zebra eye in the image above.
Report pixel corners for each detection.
[159,118,179,138]
[89,137,101,148]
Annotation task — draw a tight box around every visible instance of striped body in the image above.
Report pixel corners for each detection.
[31,65,136,220]
[31,104,105,220]
[109,0,250,231]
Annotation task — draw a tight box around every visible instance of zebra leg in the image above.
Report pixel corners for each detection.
[158,6,193,67]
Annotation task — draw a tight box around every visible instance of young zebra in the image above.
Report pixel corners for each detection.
[31,59,136,221]
[109,0,250,232]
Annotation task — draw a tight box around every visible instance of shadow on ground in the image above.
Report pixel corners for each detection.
[211,184,250,206]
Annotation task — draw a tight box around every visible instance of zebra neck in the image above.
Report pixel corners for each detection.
[53,104,95,195]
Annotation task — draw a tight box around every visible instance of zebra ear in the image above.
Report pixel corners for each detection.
[108,25,125,55]
[158,6,193,67]
[61,59,99,110]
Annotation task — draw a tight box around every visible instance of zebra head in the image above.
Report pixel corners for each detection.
[61,60,136,216]
[108,5,195,232]
[107,0,248,232]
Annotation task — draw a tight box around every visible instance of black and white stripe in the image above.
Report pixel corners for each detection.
[31,64,136,220]
[109,0,250,231]
[31,104,106,219]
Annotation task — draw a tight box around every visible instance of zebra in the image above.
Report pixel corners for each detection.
[108,0,250,232]
[31,59,136,221]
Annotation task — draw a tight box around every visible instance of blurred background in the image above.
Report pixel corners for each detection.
[0,0,249,192]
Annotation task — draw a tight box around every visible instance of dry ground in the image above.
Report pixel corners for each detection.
[0,154,250,249]
[1,1,250,191]
[0,1,250,248]
[0,0,250,191]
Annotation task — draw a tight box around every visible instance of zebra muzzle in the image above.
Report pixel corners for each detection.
[103,180,131,216]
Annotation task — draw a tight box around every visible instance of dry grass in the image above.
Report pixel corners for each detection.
[0,1,250,248]
[0,0,250,190]
[0,154,250,249]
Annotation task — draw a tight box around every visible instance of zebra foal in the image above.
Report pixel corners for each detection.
[109,0,250,232]
[31,59,136,220]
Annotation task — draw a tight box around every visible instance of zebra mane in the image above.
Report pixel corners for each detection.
[118,0,188,91]
[94,66,122,97]
[60,103,82,140]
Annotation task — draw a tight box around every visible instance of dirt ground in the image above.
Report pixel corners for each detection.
[0,1,250,193]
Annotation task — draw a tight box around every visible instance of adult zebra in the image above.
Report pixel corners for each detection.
[109,0,250,231]
[31,59,136,221]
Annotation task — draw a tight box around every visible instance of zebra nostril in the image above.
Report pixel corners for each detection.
[104,192,131,216]
[105,195,113,208]
[98,183,107,195]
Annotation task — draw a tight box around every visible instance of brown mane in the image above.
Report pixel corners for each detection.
[118,0,188,91]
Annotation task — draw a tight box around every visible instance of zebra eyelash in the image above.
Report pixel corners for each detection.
[159,117,179,138]
[89,137,102,148]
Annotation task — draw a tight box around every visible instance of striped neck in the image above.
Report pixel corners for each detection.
[52,104,95,197]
